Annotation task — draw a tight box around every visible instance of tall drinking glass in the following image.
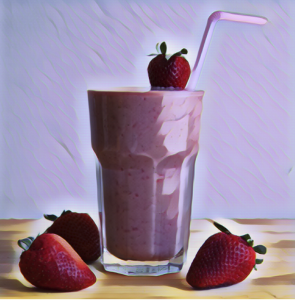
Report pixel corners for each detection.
[88,88,204,276]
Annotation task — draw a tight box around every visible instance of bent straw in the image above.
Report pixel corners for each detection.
[186,11,268,91]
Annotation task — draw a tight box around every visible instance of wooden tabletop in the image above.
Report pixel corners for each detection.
[0,218,294,299]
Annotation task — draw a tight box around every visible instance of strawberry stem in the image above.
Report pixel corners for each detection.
[247,239,254,247]
[253,245,267,254]
[172,48,188,57]
[213,222,231,234]
[44,214,58,221]
[241,233,251,242]
[254,258,264,271]
[44,210,72,222]
[256,258,264,264]
[160,42,167,55]
[148,42,188,58]
[18,237,34,251]
[61,210,72,215]
[156,42,160,53]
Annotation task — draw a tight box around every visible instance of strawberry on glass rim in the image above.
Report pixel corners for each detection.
[147,41,191,90]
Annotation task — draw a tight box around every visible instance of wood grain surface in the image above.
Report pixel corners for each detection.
[0,218,294,298]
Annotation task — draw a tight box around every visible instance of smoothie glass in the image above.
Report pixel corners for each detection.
[88,89,203,275]
[88,11,267,276]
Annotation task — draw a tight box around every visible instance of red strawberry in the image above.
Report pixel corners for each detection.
[44,210,100,262]
[18,234,96,291]
[147,42,191,89]
[186,222,267,290]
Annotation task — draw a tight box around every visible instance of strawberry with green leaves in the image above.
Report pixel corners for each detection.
[44,210,100,262]
[147,42,191,89]
[18,234,96,291]
[186,222,267,290]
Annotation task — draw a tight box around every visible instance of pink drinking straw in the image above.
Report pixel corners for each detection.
[186,11,268,91]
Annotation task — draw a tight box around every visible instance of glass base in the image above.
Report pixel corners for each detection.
[100,248,185,276]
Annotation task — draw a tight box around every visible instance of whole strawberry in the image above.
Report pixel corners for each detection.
[186,222,267,290]
[147,42,191,89]
[44,210,100,262]
[18,234,96,291]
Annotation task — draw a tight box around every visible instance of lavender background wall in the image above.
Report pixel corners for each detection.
[0,0,294,220]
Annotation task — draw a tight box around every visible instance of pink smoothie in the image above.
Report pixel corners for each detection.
[88,89,203,261]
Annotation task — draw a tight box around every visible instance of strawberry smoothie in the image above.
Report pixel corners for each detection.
[88,89,203,267]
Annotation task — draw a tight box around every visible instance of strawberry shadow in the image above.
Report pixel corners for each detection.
[189,283,236,290]
[0,277,33,293]
[0,237,20,274]
[91,259,107,274]
[251,273,295,285]
[0,276,86,294]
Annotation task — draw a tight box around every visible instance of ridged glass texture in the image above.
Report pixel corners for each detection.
[88,89,204,275]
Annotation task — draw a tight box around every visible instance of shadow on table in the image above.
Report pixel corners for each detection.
[92,260,107,274]
[0,277,33,293]
[98,272,191,291]
[0,238,19,274]
[0,276,79,294]
[251,273,295,285]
